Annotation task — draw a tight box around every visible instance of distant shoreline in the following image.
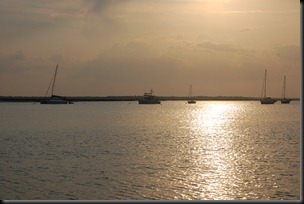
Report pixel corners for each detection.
[0,96,300,102]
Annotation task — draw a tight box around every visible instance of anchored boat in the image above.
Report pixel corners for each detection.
[187,84,196,104]
[280,75,291,104]
[260,69,276,104]
[138,89,161,104]
[40,64,73,104]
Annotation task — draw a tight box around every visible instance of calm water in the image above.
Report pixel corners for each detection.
[0,101,301,200]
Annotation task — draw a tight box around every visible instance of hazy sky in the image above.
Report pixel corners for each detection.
[0,0,300,97]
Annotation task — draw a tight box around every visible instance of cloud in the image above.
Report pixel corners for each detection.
[196,41,243,53]
[49,55,64,64]
[6,51,25,61]
[101,40,152,58]
[0,51,26,72]
[0,1,79,40]
[275,45,300,61]
[0,12,51,40]
[241,28,251,32]
[82,0,129,14]
[0,0,300,97]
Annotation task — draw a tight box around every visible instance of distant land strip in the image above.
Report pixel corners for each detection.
[0,96,300,102]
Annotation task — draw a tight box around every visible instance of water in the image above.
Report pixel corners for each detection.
[0,101,301,200]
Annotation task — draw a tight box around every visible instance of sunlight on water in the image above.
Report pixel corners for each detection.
[0,101,300,200]
[185,102,262,199]
[189,102,239,199]
[193,102,234,135]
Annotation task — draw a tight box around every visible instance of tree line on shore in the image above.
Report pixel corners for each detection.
[0,95,299,102]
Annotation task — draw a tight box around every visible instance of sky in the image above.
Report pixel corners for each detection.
[0,0,300,97]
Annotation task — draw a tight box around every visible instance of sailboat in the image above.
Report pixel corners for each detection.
[280,75,291,104]
[40,64,73,104]
[187,84,196,104]
[260,69,276,104]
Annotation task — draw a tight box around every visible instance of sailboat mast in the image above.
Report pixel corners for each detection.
[283,75,286,99]
[264,69,267,98]
[51,64,58,96]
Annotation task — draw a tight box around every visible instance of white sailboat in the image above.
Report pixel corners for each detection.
[280,75,291,104]
[187,84,196,104]
[40,64,73,104]
[260,69,276,104]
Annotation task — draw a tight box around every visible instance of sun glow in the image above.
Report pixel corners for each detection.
[194,102,235,135]
[188,101,243,199]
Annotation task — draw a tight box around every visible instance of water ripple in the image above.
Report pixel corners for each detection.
[0,101,300,200]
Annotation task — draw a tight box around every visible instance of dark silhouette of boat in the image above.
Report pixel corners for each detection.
[280,75,291,104]
[138,89,161,104]
[187,84,196,104]
[260,69,276,104]
[40,64,73,104]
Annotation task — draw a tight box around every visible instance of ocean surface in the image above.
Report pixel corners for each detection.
[0,100,301,200]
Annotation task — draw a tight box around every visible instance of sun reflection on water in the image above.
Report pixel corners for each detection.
[194,102,235,135]
[0,101,300,199]
[187,101,256,200]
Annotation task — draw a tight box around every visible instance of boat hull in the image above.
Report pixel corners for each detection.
[260,98,276,104]
[40,100,70,104]
[187,100,196,104]
[280,99,291,104]
[40,95,72,104]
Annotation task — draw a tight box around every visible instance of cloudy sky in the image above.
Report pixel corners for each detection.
[0,0,300,97]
